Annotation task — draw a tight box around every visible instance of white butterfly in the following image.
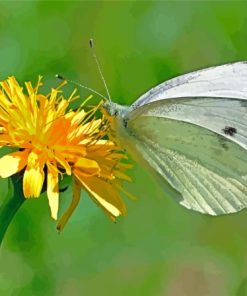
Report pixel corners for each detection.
[101,61,247,216]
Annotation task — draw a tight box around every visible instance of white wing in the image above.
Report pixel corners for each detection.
[133,62,247,108]
[128,97,247,150]
[127,115,247,215]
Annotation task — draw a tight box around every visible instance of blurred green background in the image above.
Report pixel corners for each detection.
[1,1,247,295]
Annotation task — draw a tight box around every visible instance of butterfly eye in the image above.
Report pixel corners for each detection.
[123,118,128,128]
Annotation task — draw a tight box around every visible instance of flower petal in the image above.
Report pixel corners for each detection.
[47,164,59,220]
[78,118,101,136]
[74,157,100,176]
[0,150,28,177]
[114,170,132,182]
[23,152,44,198]
[57,176,81,231]
[23,166,44,198]
[54,153,71,175]
[74,171,126,219]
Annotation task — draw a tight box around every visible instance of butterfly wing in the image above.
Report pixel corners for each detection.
[133,61,247,108]
[126,114,247,215]
[128,97,247,150]
[116,62,247,214]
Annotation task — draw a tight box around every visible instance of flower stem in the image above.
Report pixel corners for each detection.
[0,175,25,246]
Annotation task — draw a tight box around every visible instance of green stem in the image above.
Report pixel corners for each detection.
[0,175,25,246]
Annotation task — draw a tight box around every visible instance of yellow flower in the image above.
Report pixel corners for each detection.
[0,76,132,230]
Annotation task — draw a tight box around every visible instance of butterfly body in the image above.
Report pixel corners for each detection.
[102,62,247,216]
[102,102,140,159]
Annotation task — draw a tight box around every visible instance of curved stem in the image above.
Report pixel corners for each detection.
[0,175,25,246]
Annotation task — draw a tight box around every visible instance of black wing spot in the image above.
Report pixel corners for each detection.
[222,126,237,136]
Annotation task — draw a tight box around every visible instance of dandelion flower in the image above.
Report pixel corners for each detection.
[0,76,132,230]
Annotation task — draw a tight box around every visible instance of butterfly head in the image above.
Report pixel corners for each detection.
[101,101,131,146]
[101,101,130,118]
[102,101,119,117]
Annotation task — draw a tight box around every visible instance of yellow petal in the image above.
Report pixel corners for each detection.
[54,153,71,175]
[57,176,81,231]
[78,118,102,135]
[70,109,86,125]
[74,171,126,219]
[23,153,44,198]
[0,150,28,177]
[115,183,137,201]
[47,164,59,220]
[114,170,132,182]
[23,166,44,198]
[74,157,100,176]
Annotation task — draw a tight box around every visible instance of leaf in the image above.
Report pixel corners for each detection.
[0,174,25,246]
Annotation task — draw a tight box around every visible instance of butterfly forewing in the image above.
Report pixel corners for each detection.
[133,62,247,108]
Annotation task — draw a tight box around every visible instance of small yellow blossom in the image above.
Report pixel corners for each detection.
[0,76,132,230]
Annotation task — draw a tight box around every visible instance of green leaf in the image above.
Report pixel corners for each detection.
[0,174,25,246]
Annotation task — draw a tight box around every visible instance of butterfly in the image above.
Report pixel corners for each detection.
[101,61,247,216]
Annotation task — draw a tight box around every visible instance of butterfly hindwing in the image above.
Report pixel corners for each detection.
[129,97,247,150]
[127,115,247,215]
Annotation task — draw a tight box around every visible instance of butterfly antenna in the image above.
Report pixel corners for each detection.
[89,38,112,102]
[55,74,108,101]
